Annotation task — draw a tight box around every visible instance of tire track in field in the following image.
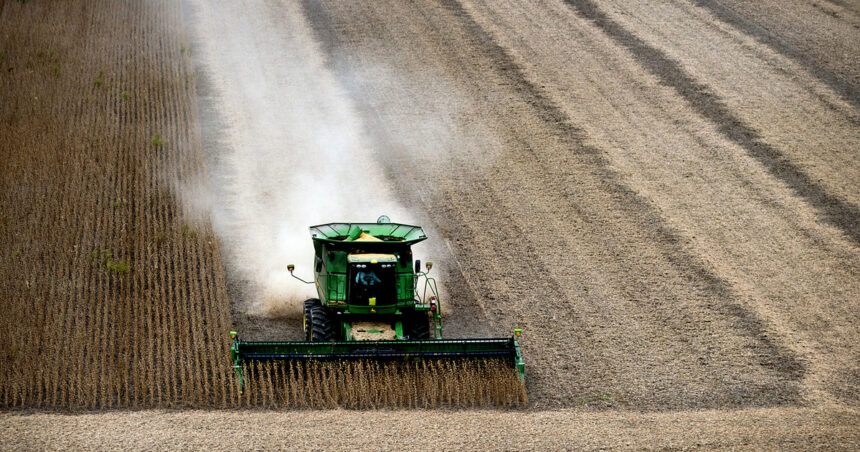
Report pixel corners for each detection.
[300,0,804,407]
[293,0,494,338]
[438,0,804,400]
[302,2,592,402]
[565,0,860,246]
[686,0,859,108]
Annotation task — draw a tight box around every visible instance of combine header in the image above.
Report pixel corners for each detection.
[229,217,525,407]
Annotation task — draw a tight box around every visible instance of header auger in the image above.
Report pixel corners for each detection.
[229,216,526,407]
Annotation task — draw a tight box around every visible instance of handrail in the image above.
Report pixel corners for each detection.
[414,270,443,338]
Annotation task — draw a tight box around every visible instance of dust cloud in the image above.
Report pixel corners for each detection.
[184,1,413,318]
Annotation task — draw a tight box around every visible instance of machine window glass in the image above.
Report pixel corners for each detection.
[355,270,382,286]
[349,263,395,305]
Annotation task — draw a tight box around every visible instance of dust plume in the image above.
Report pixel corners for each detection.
[184,1,412,318]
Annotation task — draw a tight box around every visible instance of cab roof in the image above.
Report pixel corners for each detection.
[347,253,397,263]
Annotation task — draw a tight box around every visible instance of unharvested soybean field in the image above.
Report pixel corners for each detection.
[1,0,858,449]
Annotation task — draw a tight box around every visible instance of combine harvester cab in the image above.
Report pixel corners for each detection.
[230,217,525,407]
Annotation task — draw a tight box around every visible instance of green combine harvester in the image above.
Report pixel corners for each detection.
[230,216,524,394]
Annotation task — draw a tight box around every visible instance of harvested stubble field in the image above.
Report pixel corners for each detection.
[1,0,859,449]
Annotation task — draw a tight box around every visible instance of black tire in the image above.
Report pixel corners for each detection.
[303,298,318,341]
[404,311,431,340]
[309,303,334,342]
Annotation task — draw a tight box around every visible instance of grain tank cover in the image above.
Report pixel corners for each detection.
[309,222,427,245]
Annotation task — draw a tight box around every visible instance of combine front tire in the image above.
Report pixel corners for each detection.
[303,298,318,340]
[309,303,334,342]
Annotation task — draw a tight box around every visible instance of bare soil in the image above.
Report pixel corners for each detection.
[292,0,859,410]
[2,407,858,450]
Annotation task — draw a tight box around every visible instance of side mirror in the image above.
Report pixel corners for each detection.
[315,256,323,272]
[414,260,421,274]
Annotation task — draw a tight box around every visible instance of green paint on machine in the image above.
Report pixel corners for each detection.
[230,217,525,395]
